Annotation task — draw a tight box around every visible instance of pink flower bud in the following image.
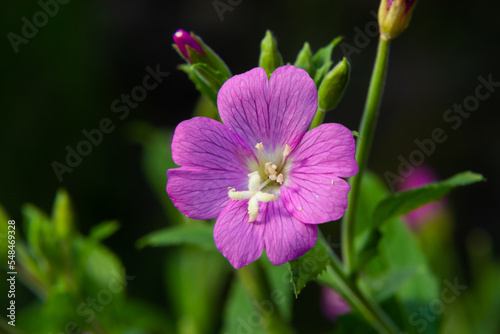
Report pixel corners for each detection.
[378,0,418,40]
[173,29,204,61]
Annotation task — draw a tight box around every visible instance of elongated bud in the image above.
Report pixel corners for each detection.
[173,29,232,106]
[294,42,314,78]
[378,0,417,40]
[317,58,350,112]
[259,30,284,77]
[52,188,73,240]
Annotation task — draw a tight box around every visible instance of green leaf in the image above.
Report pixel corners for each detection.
[77,237,127,297]
[221,278,270,334]
[89,220,120,241]
[288,234,333,297]
[365,219,440,334]
[166,247,231,334]
[23,204,58,276]
[353,172,441,332]
[353,171,390,270]
[312,36,343,86]
[260,257,293,322]
[372,171,485,229]
[136,224,216,251]
[127,123,188,224]
[362,267,417,302]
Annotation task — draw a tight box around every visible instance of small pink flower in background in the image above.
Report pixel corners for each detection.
[399,165,444,229]
[321,287,351,321]
[173,29,204,61]
[167,65,358,268]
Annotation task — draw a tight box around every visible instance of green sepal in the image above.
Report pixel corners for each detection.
[190,33,232,80]
[312,36,343,86]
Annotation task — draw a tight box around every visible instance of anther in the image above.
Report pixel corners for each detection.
[283,144,291,158]
[255,142,264,152]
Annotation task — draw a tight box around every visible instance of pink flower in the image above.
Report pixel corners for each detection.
[167,66,358,268]
[321,287,351,321]
[173,29,204,61]
[399,165,444,229]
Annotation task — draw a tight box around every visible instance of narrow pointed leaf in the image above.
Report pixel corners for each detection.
[136,224,216,251]
[372,171,485,229]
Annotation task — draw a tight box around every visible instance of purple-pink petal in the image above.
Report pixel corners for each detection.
[282,124,357,224]
[289,123,357,178]
[262,198,317,265]
[218,66,317,153]
[167,167,248,220]
[283,176,351,224]
[213,200,265,269]
[171,117,255,173]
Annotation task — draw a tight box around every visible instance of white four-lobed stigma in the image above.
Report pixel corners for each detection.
[228,172,277,222]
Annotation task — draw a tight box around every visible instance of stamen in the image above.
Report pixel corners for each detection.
[264,162,278,177]
[228,172,277,222]
[255,142,264,152]
[276,174,284,185]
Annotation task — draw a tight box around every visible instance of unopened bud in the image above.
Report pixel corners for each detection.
[173,29,232,105]
[317,58,350,112]
[259,30,284,77]
[378,0,417,40]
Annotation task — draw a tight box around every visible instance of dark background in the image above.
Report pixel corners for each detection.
[1,0,499,323]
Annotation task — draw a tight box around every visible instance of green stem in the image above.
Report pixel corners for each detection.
[237,263,293,334]
[342,37,391,274]
[309,108,326,130]
[317,239,398,334]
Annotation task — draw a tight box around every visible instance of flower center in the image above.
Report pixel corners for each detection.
[228,143,292,222]
[228,172,277,222]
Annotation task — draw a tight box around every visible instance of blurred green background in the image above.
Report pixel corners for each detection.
[1,0,499,333]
